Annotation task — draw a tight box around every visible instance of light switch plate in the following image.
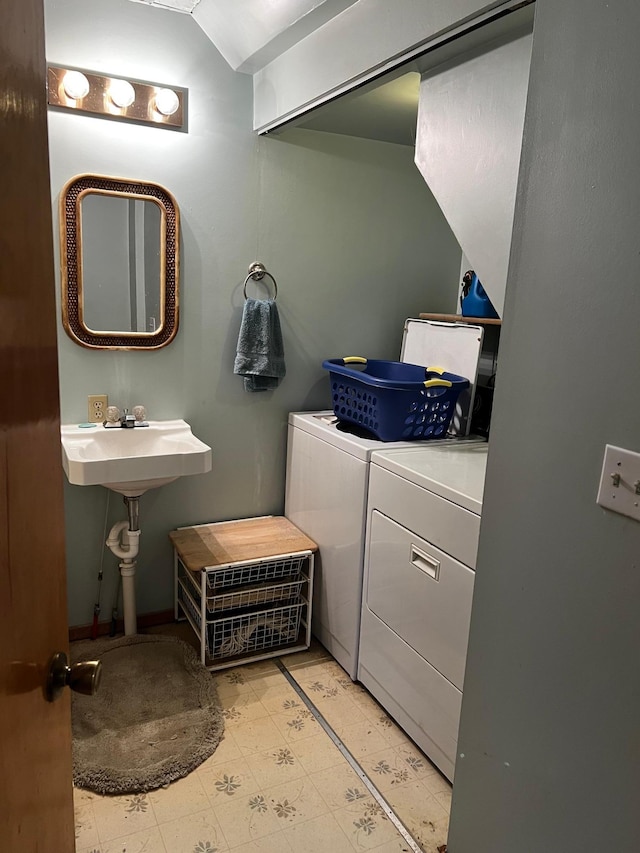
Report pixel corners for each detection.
[596,444,640,521]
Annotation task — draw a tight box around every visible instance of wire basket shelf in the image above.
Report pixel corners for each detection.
[177,581,304,660]
[178,561,304,613]
[204,553,307,592]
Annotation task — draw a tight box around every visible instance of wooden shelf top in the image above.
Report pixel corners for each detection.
[170,515,317,572]
[419,313,502,326]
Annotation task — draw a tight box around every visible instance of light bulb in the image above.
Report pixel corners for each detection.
[109,79,135,109]
[63,70,90,101]
[154,88,179,117]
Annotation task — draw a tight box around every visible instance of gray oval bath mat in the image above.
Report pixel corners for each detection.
[71,633,224,795]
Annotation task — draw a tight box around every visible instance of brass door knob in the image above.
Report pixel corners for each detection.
[45,652,102,702]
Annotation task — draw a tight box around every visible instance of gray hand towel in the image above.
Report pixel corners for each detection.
[233,298,286,392]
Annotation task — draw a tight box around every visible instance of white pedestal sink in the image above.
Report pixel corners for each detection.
[61,419,212,635]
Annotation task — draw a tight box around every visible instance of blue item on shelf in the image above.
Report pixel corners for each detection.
[322,357,470,441]
[460,270,499,319]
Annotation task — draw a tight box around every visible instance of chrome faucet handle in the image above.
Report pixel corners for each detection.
[132,405,146,422]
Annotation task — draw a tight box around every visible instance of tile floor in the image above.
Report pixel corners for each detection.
[73,637,451,853]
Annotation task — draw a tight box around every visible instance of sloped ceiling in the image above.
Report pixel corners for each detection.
[130,0,358,73]
[195,0,360,72]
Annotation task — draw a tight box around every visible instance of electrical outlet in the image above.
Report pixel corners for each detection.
[88,395,108,423]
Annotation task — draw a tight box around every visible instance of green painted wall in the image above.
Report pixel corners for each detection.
[45,0,461,627]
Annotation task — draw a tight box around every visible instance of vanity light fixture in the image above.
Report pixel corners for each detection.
[47,65,187,131]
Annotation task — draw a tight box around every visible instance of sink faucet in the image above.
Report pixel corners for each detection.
[120,409,136,428]
[103,405,148,428]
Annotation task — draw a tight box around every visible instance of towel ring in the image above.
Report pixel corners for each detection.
[243,262,278,301]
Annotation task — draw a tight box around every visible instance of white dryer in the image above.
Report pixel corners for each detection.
[358,442,488,781]
[284,319,484,680]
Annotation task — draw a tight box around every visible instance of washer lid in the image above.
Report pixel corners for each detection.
[288,410,379,460]
[287,410,419,460]
[400,318,484,436]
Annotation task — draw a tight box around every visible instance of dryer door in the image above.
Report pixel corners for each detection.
[366,509,475,690]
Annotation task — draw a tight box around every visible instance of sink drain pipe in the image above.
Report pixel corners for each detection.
[105,496,140,636]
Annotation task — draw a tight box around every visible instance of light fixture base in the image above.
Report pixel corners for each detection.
[47,65,187,131]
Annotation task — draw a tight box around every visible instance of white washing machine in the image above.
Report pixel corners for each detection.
[358,442,488,780]
[284,319,484,679]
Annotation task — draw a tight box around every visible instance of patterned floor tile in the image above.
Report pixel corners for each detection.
[259,775,331,828]
[214,670,258,701]
[310,686,365,714]
[314,658,354,682]
[210,788,282,848]
[100,825,167,853]
[74,786,98,808]
[358,748,417,793]
[230,713,289,756]
[245,743,308,789]
[92,791,158,844]
[237,658,283,678]
[336,720,397,759]
[219,689,272,727]
[341,683,388,717]
[271,706,322,743]
[282,812,354,853]
[393,743,443,784]
[74,796,99,850]
[228,660,287,691]
[149,768,217,824]
[384,781,449,853]
[292,668,349,698]
[300,686,371,732]
[199,757,261,805]
[279,643,331,672]
[367,839,415,852]
[196,732,243,770]
[308,761,369,811]
[288,731,344,775]
[332,799,407,851]
[249,680,304,715]
[362,713,416,750]
[434,788,452,814]
[230,831,295,852]
[158,806,229,853]
[420,770,452,798]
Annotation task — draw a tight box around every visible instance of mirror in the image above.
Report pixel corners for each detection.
[81,195,162,334]
[60,174,179,349]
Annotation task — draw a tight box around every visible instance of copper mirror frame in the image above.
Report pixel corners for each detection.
[60,174,180,349]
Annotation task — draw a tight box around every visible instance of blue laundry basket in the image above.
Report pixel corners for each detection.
[322,357,470,441]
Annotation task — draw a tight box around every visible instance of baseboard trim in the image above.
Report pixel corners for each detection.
[69,609,175,642]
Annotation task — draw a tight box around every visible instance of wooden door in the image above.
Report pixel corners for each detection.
[0,0,76,850]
